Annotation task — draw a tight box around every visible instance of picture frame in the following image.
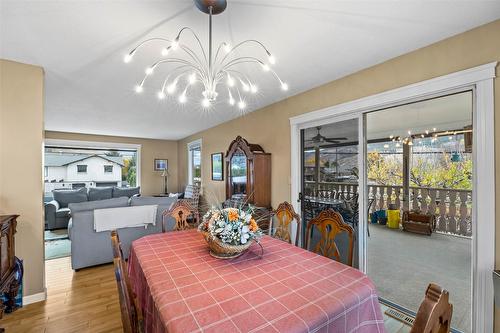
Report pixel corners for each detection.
[211,152,224,181]
[154,159,168,171]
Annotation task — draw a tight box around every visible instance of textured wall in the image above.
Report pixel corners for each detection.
[0,59,45,297]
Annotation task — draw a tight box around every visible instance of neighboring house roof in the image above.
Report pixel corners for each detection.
[45,153,124,167]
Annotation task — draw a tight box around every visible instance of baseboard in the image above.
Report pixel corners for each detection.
[22,288,47,305]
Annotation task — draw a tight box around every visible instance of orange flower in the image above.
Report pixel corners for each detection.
[249,218,258,231]
[228,209,239,222]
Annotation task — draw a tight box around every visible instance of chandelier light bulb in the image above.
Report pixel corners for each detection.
[171,39,179,50]
[166,83,176,94]
[238,100,246,110]
[250,84,258,94]
[161,48,169,56]
[135,85,143,93]
[124,54,133,63]
[242,82,250,92]
[227,75,235,87]
[281,82,288,91]
[262,64,270,72]
[202,98,211,108]
[224,43,231,53]
[145,67,154,75]
[229,97,235,105]
[433,127,437,132]
[389,135,394,139]
[157,91,166,99]
[268,54,276,65]
[188,73,197,85]
[178,93,187,104]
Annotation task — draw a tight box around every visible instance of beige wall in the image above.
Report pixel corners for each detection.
[178,20,500,329]
[44,131,179,196]
[0,59,45,297]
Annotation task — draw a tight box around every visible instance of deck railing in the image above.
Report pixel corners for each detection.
[304,181,472,237]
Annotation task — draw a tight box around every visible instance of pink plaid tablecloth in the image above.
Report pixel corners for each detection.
[128,230,385,333]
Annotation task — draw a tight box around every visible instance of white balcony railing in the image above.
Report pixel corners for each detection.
[304,181,472,237]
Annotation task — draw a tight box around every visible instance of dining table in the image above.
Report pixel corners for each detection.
[128,230,386,333]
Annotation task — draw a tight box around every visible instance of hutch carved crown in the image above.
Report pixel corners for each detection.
[225,136,271,208]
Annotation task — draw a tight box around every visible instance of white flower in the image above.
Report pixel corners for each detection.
[240,236,247,244]
[241,226,249,233]
[245,215,252,222]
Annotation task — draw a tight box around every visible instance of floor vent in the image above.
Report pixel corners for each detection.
[384,307,415,327]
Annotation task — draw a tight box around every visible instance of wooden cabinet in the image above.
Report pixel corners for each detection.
[225,136,271,208]
[0,215,20,319]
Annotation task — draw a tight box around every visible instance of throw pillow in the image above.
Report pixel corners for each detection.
[53,187,88,208]
[88,187,113,201]
[113,186,141,198]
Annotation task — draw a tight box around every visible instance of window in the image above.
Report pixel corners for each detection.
[104,165,113,173]
[77,165,87,173]
[188,139,202,185]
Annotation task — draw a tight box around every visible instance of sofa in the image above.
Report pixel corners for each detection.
[45,186,141,230]
[68,196,176,270]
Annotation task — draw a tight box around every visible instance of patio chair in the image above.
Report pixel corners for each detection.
[411,283,453,333]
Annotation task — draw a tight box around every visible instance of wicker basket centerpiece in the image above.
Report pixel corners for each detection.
[198,207,262,259]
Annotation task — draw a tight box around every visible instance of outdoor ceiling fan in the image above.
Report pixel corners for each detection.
[306,126,348,144]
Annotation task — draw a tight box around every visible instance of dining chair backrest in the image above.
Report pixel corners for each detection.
[411,283,453,333]
[270,201,301,246]
[163,200,198,231]
[111,231,144,333]
[184,184,200,218]
[305,209,354,266]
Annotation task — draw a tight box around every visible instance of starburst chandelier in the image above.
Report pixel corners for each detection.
[124,0,288,109]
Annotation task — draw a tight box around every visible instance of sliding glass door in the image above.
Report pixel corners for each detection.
[299,117,362,268]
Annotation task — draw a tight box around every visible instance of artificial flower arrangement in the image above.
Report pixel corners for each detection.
[198,206,262,258]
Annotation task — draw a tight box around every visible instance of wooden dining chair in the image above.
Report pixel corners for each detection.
[411,283,453,333]
[269,201,301,246]
[305,209,355,266]
[111,231,144,333]
[163,200,199,231]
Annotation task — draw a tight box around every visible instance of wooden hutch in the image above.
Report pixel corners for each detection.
[0,215,21,319]
[225,136,271,230]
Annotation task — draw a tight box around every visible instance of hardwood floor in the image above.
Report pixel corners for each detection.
[0,256,409,333]
[0,257,122,333]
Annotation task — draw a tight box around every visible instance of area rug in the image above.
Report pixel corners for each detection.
[45,239,71,260]
[45,229,68,241]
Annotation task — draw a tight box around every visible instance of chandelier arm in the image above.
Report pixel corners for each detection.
[213,42,229,67]
[178,45,204,71]
[224,60,285,84]
[160,65,192,92]
[151,58,207,82]
[139,59,204,87]
[127,37,172,57]
[220,56,266,72]
[176,27,208,65]
[219,39,271,67]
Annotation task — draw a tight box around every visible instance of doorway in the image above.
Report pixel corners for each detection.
[290,63,496,333]
[365,91,473,332]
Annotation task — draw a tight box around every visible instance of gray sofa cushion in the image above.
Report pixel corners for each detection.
[69,197,129,213]
[53,188,88,208]
[88,187,113,201]
[130,196,177,231]
[55,208,71,218]
[113,186,140,198]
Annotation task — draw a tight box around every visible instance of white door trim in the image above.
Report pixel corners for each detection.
[290,61,497,333]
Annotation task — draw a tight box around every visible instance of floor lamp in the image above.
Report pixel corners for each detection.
[161,169,169,195]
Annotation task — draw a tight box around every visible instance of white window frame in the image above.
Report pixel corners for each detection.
[290,62,496,333]
[43,139,142,187]
[187,139,202,185]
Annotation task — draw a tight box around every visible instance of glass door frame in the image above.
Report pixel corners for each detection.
[289,62,496,333]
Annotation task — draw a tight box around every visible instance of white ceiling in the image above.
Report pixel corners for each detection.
[1,1,498,140]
